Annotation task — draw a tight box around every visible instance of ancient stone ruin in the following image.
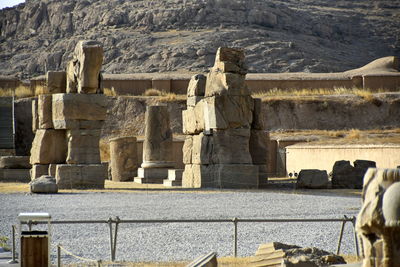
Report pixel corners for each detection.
[182,47,268,188]
[134,105,175,184]
[109,136,138,182]
[30,40,108,189]
[356,168,400,267]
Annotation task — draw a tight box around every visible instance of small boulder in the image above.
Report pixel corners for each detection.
[30,175,58,194]
[296,169,329,189]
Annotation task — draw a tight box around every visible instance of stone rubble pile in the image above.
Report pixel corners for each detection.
[30,40,108,189]
[182,47,268,188]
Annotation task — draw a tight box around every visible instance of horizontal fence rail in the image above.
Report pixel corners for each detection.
[14,215,359,265]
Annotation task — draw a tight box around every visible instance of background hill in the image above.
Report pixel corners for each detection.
[0,0,399,79]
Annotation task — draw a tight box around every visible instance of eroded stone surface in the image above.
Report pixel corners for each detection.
[30,175,58,194]
[356,168,400,267]
[66,129,101,164]
[38,94,53,129]
[30,129,67,165]
[110,136,138,182]
[56,164,107,189]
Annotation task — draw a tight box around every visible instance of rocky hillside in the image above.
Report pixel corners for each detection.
[1,0,399,79]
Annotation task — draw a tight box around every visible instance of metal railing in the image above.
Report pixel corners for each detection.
[11,215,359,265]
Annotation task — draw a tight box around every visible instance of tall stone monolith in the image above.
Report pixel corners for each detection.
[182,47,267,189]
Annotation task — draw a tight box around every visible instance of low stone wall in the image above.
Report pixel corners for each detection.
[285,144,400,175]
[29,72,400,96]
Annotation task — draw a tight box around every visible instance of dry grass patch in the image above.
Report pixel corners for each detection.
[103,87,117,96]
[143,88,163,96]
[0,85,33,98]
[0,182,29,193]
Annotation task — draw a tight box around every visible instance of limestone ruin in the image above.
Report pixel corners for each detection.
[29,40,107,189]
[134,105,175,184]
[356,168,400,267]
[109,136,138,182]
[182,47,268,188]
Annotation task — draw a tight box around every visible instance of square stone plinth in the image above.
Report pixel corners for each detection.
[134,168,169,184]
[56,164,107,189]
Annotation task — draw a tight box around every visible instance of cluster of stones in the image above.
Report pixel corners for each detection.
[181,47,268,188]
[30,40,107,191]
[356,168,400,267]
[296,159,377,189]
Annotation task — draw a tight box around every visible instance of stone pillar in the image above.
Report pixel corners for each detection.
[182,47,260,189]
[110,136,138,182]
[134,105,174,183]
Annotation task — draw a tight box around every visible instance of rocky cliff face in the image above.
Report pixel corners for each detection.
[0,0,399,78]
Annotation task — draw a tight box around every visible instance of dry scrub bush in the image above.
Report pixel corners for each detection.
[103,87,117,96]
[143,88,163,96]
[346,129,362,139]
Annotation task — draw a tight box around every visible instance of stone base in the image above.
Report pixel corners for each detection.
[163,169,183,187]
[163,179,182,187]
[30,164,49,180]
[137,167,169,179]
[0,169,30,182]
[134,177,164,184]
[0,149,15,157]
[182,164,259,189]
[0,156,31,169]
[257,164,269,188]
[56,164,107,189]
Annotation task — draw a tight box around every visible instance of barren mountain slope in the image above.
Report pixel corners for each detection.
[0,0,399,78]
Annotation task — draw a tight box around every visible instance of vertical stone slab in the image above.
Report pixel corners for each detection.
[109,136,138,182]
[46,71,66,94]
[66,129,101,164]
[30,129,67,165]
[141,105,174,168]
[32,98,38,133]
[74,40,104,94]
[38,95,53,129]
[66,60,78,93]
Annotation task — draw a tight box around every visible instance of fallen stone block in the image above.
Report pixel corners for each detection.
[38,94,53,129]
[66,129,101,164]
[296,169,330,189]
[252,242,345,267]
[52,93,107,129]
[0,169,30,182]
[30,164,49,180]
[30,129,67,165]
[46,71,66,94]
[331,160,371,189]
[56,164,107,189]
[109,136,138,182]
[0,156,30,169]
[30,175,58,194]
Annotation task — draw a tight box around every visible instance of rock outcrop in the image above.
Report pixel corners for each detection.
[0,0,398,78]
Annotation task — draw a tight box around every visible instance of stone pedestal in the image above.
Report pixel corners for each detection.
[109,136,138,182]
[163,169,183,187]
[136,105,174,184]
[56,164,107,189]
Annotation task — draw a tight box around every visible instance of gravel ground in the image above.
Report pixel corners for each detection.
[0,190,361,264]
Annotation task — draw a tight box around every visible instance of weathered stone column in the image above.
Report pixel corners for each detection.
[142,105,174,168]
[110,136,138,182]
[134,105,174,183]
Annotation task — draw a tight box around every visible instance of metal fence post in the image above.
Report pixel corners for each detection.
[113,217,120,262]
[232,217,238,257]
[108,217,114,262]
[336,216,347,255]
[8,225,17,264]
[351,217,360,258]
[57,244,61,267]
